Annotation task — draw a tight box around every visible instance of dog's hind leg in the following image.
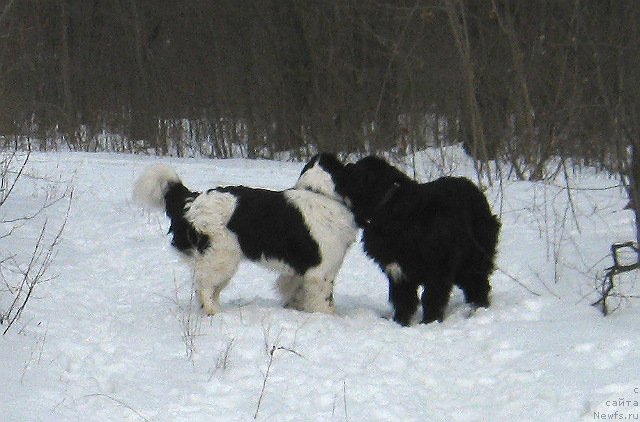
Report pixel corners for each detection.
[300,275,335,314]
[460,214,497,309]
[194,251,240,316]
[276,274,305,310]
[197,278,231,316]
[421,276,454,324]
[459,273,491,309]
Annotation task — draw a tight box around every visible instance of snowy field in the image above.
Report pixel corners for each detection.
[1,147,639,421]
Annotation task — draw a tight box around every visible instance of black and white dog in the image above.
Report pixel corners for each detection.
[296,154,500,325]
[133,164,357,315]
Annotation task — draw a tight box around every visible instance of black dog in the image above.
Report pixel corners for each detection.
[297,154,500,325]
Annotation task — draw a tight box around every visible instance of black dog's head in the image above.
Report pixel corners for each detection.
[296,154,413,227]
[340,156,412,226]
[295,153,348,203]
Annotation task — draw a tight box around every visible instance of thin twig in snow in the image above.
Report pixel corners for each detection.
[84,394,151,422]
[253,343,304,419]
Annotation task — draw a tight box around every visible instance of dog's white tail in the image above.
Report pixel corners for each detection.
[132,164,181,209]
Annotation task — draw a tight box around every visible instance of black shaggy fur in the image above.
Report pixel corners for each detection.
[308,154,500,325]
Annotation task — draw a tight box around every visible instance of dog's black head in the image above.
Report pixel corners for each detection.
[340,156,412,225]
[295,153,347,203]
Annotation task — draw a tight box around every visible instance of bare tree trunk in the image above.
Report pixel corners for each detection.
[0,0,16,26]
[629,143,640,260]
[444,0,492,185]
[491,0,539,179]
[60,0,75,144]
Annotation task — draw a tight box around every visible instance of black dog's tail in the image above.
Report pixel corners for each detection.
[467,183,501,270]
[133,164,209,254]
[476,210,501,264]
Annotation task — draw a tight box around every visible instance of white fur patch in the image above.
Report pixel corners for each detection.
[185,190,237,236]
[132,164,181,209]
[295,160,342,202]
[284,189,357,282]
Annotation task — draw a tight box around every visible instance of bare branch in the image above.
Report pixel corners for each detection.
[253,336,304,419]
[83,394,151,422]
[0,148,30,209]
[1,187,73,334]
[592,242,640,316]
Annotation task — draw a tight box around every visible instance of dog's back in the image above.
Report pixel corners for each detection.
[416,177,499,266]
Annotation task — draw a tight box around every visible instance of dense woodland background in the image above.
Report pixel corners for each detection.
[1,1,639,175]
[1,0,640,308]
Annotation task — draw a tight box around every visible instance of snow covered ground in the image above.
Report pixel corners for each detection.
[1,148,639,421]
